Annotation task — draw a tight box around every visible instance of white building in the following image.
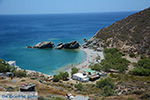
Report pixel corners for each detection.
[72,73,89,82]
[7,61,16,67]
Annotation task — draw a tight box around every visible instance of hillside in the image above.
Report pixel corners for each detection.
[83,7,150,57]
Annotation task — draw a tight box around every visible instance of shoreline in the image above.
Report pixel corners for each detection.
[54,47,104,75]
[66,47,104,75]
[17,47,104,77]
[53,47,87,74]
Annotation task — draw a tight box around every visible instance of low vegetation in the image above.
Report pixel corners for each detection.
[130,56,150,76]
[140,92,150,100]
[96,77,116,97]
[129,54,135,58]
[14,70,27,77]
[89,48,130,73]
[74,83,83,91]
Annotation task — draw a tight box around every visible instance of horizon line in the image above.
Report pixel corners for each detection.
[0,10,138,15]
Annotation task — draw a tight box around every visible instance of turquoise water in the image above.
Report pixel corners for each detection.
[0,12,136,75]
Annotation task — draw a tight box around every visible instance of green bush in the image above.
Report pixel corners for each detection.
[130,67,150,76]
[89,63,102,72]
[96,48,130,73]
[59,71,69,81]
[14,70,27,77]
[104,48,119,54]
[71,67,78,76]
[109,73,120,78]
[129,54,135,57]
[96,77,115,96]
[96,77,115,89]
[130,57,150,76]
[53,75,61,82]
[53,71,69,82]
[118,52,123,55]
[122,53,125,56]
[100,86,116,97]
[137,58,150,69]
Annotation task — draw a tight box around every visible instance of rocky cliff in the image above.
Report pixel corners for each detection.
[83,7,150,56]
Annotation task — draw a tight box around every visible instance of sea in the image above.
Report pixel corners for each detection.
[0,12,136,75]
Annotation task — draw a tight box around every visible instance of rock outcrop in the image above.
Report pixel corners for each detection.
[55,41,80,49]
[55,42,64,49]
[27,46,32,48]
[83,7,150,56]
[27,41,54,49]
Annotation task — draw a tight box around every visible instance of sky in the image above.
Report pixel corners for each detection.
[0,0,149,14]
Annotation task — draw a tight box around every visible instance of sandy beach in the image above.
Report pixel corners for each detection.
[66,47,104,75]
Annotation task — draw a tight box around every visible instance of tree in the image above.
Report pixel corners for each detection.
[53,74,61,82]
[71,67,78,76]
[59,71,69,81]
[53,71,69,82]
[64,72,69,80]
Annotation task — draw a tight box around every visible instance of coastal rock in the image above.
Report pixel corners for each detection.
[83,38,87,42]
[63,41,80,49]
[27,46,32,48]
[27,41,54,49]
[33,41,54,48]
[57,42,63,46]
[55,42,64,49]
[55,41,80,49]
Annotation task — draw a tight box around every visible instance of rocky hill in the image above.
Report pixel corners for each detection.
[83,7,150,57]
